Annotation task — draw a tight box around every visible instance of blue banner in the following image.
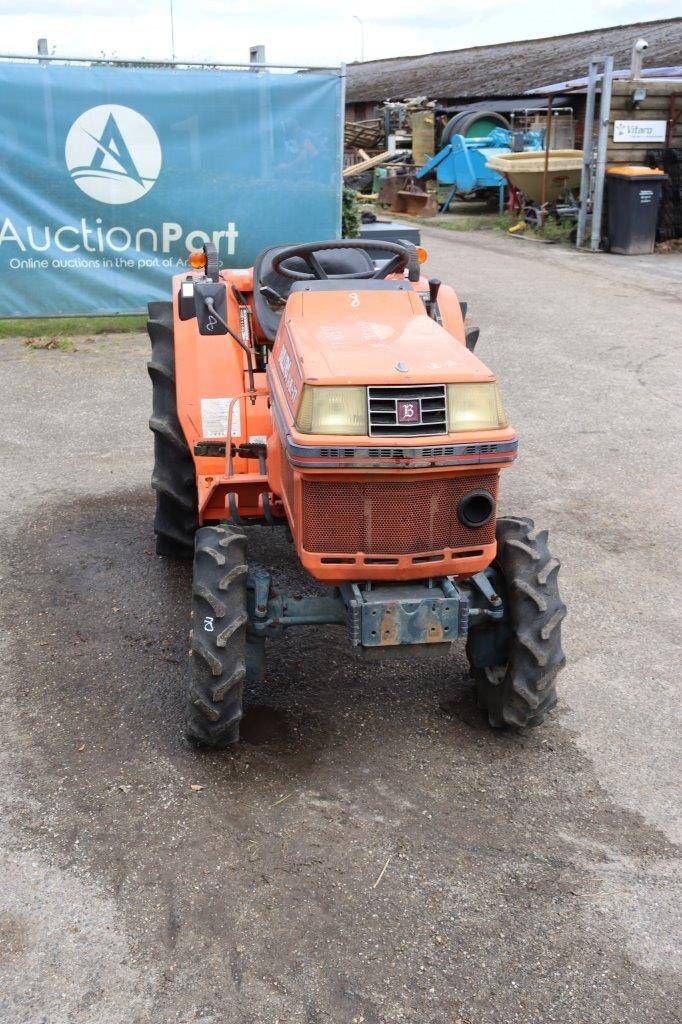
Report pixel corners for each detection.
[0,61,343,315]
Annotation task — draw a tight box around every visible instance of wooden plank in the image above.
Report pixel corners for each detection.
[608,134,682,147]
[610,107,673,117]
[609,102,673,115]
[611,81,682,97]
[609,91,674,103]
[342,150,391,179]
[605,146,673,163]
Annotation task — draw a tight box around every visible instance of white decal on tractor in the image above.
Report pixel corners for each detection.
[200,397,241,439]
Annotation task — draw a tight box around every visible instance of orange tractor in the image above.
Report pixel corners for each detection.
[147,239,566,746]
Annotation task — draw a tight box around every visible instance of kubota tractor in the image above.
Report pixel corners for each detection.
[147,238,566,747]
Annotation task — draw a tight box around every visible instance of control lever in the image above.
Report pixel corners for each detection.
[426,277,442,324]
[259,284,287,308]
[466,327,480,352]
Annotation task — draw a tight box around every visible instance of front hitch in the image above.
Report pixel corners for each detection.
[245,571,504,649]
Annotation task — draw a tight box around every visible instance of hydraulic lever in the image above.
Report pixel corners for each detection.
[425,277,442,324]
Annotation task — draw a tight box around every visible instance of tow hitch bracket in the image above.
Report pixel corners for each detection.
[341,579,469,648]
[246,572,480,649]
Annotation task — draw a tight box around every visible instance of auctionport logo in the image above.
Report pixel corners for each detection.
[64,105,162,204]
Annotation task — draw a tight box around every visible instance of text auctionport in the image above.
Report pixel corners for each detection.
[0,217,239,256]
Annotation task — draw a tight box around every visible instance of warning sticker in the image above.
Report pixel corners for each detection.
[200,397,241,439]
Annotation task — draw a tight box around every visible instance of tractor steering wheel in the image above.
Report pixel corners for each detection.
[271,239,420,283]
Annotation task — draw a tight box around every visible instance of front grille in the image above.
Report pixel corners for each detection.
[368,385,447,436]
[301,473,498,555]
[280,448,295,511]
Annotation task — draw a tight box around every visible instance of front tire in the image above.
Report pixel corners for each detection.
[467,516,567,728]
[187,525,248,748]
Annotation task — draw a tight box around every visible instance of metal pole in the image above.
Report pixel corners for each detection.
[576,59,598,249]
[169,0,176,63]
[590,54,614,252]
[541,93,553,213]
[0,52,340,71]
[339,62,347,237]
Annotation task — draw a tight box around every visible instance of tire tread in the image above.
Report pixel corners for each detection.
[468,516,566,729]
[147,301,198,555]
[187,525,248,747]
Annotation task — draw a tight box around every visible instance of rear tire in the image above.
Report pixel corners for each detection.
[147,300,198,557]
[187,525,248,748]
[441,109,511,146]
[467,516,566,728]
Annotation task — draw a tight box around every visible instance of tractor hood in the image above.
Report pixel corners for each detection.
[283,286,494,386]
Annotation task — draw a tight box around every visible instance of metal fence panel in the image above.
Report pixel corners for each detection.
[0,61,343,315]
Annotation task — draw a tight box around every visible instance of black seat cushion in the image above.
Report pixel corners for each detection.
[253,244,375,343]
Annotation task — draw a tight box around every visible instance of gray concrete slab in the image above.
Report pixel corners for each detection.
[0,232,680,1024]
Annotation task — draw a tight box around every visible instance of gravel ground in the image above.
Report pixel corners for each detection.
[0,229,680,1024]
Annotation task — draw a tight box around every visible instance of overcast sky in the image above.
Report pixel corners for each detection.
[0,0,678,67]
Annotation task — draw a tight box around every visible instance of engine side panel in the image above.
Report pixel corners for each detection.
[171,267,275,522]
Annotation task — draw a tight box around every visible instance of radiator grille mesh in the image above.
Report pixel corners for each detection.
[301,473,498,555]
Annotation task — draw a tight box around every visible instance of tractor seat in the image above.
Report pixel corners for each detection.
[253,243,375,343]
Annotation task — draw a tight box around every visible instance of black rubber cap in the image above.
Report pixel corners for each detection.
[458,489,494,529]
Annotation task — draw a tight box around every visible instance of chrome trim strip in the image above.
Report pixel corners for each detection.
[269,386,517,469]
[285,436,518,468]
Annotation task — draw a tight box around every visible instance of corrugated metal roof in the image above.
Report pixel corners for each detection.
[345,19,682,102]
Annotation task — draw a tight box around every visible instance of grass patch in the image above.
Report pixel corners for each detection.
[435,212,518,233]
[532,218,574,243]
[501,215,576,244]
[426,213,501,232]
[0,314,146,338]
[24,337,76,352]
[493,211,518,232]
[406,210,516,233]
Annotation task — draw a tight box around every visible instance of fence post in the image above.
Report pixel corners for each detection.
[590,54,614,252]
[576,59,598,249]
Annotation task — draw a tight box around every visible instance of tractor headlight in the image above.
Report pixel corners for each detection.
[447,382,508,432]
[295,385,368,435]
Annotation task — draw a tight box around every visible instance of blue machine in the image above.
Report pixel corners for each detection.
[416,129,543,213]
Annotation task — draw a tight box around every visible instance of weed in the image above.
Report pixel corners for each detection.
[534,218,574,243]
[1,315,146,338]
[24,336,75,352]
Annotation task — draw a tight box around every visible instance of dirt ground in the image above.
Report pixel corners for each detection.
[0,228,680,1024]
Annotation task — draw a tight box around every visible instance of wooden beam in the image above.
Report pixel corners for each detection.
[609,101,672,114]
[611,81,682,98]
[342,150,391,179]
[605,146,670,162]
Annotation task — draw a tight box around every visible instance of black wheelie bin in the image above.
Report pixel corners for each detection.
[605,165,666,255]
